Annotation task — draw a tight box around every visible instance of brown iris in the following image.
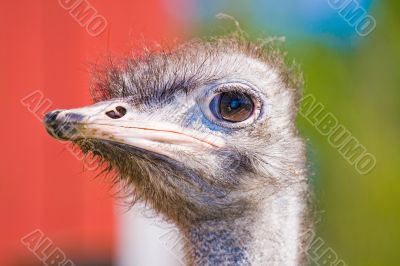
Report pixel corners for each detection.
[214,92,254,122]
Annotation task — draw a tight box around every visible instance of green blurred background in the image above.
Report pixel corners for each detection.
[2,0,398,265]
[173,0,399,265]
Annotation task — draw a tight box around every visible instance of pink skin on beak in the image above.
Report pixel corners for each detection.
[44,100,225,161]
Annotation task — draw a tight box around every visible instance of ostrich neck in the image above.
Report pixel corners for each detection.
[182,185,308,266]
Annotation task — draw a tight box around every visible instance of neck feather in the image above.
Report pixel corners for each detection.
[180,184,309,266]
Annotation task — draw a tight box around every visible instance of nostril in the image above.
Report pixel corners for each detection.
[106,106,127,119]
[44,111,61,124]
[116,106,127,116]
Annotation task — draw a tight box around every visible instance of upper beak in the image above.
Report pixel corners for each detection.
[43,100,224,159]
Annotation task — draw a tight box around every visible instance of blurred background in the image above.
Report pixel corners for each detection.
[1,0,399,265]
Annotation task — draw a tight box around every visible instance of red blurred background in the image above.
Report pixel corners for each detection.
[0,0,186,265]
[2,0,400,265]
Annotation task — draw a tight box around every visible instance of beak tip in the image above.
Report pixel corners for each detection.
[43,110,62,125]
[43,110,82,141]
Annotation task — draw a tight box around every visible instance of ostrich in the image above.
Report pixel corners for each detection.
[44,36,310,266]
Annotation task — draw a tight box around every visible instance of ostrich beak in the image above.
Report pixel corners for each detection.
[43,100,224,159]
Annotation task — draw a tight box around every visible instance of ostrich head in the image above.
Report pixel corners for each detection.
[44,36,306,230]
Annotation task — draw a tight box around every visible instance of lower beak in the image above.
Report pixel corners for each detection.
[43,101,224,159]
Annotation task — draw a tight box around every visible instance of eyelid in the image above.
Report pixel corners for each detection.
[209,94,222,120]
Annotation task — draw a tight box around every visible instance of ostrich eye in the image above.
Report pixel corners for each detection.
[210,92,254,122]
[200,82,263,128]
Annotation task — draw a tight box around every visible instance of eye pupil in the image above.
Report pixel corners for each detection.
[229,99,240,110]
[216,92,254,122]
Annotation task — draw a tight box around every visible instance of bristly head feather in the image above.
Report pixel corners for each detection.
[76,34,308,227]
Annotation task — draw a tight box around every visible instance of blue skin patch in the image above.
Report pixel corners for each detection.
[188,227,251,265]
[182,105,229,134]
